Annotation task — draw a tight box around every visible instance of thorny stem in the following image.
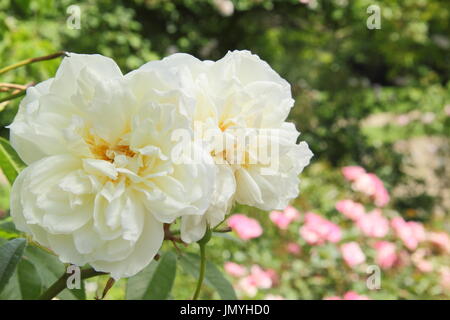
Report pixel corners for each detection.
[0,51,67,75]
[164,223,187,254]
[163,224,185,243]
[96,277,116,300]
[39,267,107,300]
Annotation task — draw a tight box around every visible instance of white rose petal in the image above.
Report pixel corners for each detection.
[136,50,313,242]
[10,53,215,279]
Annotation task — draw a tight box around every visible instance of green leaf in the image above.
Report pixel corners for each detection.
[0,238,26,294]
[17,258,43,299]
[24,245,86,300]
[180,252,237,300]
[0,217,20,239]
[126,251,177,300]
[0,136,25,185]
[0,270,20,299]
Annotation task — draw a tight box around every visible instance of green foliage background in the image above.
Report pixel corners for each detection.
[0,0,448,300]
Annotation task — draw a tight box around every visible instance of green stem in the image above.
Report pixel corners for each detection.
[0,51,67,75]
[192,242,207,300]
[192,228,212,300]
[39,267,106,300]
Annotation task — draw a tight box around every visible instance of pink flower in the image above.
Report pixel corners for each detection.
[352,173,376,195]
[335,199,365,221]
[269,211,286,228]
[356,209,389,238]
[428,232,450,254]
[284,205,301,220]
[265,268,278,286]
[269,206,300,230]
[350,171,390,207]
[324,296,342,300]
[396,249,412,268]
[224,262,247,277]
[370,174,390,207]
[299,212,342,245]
[286,242,301,255]
[325,292,370,300]
[410,222,426,241]
[341,242,366,267]
[391,217,425,250]
[374,241,397,269]
[237,265,273,297]
[412,249,433,273]
[342,166,366,181]
[343,291,370,300]
[439,267,450,291]
[228,214,263,240]
[236,277,258,297]
[249,265,273,289]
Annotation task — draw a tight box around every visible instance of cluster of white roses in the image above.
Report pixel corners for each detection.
[9,50,313,279]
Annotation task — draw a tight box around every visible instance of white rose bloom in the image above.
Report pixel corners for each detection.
[136,50,313,243]
[9,53,215,279]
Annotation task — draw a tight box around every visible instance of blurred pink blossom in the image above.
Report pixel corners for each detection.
[299,212,342,245]
[352,173,376,195]
[374,241,397,269]
[224,262,247,277]
[324,296,342,300]
[284,205,301,219]
[335,199,365,221]
[237,265,273,297]
[341,242,366,267]
[370,174,390,207]
[356,209,389,238]
[342,166,366,181]
[286,242,301,255]
[428,232,450,254]
[439,267,450,291]
[342,166,390,207]
[265,268,279,286]
[228,214,263,240]
[236,277,258,297]
[343,291,370,300]
[396,249,412,268]
[391,217,426,250]
[249,265,273,289]
[324,291,370,300]
[412,249,433,273]
[269,205,300,230]
[352,173,390,207]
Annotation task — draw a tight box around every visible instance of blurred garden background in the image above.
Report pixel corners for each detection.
[0,0,449,300]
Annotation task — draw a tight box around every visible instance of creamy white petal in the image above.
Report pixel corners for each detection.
[90,212,164,280]
[181,163,235,243]
[9,52,216,279]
